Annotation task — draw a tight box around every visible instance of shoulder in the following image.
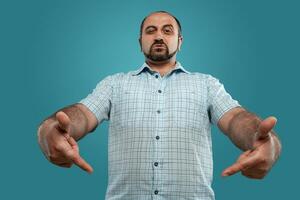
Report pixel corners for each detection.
[98,72,126,85]
[108,68,140,79]
[98,69,141,87]
[185,71,220,85]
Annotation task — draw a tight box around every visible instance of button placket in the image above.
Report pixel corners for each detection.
[153,73,165,197]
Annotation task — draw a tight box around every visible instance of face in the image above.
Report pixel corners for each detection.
[139,12,183,62]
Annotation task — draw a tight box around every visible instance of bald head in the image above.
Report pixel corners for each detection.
[140,11,182,37]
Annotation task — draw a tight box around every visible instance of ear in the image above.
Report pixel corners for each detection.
[178,35,183,51]
[139,37,142,51]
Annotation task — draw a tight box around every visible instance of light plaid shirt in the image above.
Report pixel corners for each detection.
[80,62,240,200]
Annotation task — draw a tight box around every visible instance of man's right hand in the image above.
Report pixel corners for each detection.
[37,111,93,173]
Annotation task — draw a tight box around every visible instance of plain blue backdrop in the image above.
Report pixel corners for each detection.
[0,0,299,199]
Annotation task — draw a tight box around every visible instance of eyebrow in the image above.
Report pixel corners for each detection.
[144,24,174,31]
[162,24,174,30]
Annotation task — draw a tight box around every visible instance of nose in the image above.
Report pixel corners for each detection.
[154,38,164,44]
[154,31,163,40]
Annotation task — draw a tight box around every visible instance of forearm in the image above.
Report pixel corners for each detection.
[227,110,281,154]
[41,104,90,140]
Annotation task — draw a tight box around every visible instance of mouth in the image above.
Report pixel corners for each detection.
[153,44,166,48]
[152,44,167,51]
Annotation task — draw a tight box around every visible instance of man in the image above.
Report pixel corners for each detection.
[38,11,281,200]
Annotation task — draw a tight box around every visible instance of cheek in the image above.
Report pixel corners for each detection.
[141,40,152,52]
[167,38,179,50]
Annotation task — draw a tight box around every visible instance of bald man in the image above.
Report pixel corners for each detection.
[38,11,281,200]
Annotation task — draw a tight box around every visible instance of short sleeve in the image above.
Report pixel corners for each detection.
[207,75,241,125]
[79,75,114,124]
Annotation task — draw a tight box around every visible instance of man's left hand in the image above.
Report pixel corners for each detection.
[222,116,279,179]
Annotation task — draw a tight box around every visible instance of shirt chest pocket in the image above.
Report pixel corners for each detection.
[165,90,208,128]
[114,89,155,128]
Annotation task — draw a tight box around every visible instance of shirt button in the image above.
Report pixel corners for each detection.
[154,162,158,167]
[157,110,161,114]
[154,190,159,195]
[156,136,160,140]
[155,75,159,78]
[158,89,162,93]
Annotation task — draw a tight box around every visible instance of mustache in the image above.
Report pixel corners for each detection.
[151,40,167,49]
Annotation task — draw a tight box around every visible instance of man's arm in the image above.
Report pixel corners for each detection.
[217,107,282,179]
[40,103,98,140]
[37,103,98,173]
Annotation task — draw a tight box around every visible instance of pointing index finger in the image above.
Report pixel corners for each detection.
[72,155,94,173]
[66,135,94,173]
[222,152,259,177]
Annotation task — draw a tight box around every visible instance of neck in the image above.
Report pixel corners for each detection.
[146,57,177,76]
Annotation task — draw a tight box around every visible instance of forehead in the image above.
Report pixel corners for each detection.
[143,13,178,29]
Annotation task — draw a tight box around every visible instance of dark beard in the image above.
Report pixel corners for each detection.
[144,48,177,62]
[144,41,178,62]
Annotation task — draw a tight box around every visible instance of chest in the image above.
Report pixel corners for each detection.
[110,74,210,129]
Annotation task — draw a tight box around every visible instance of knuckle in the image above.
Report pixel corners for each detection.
[258,167,269,174]
[245,173,262,179]
[257,157,266,163]
[239,162,247,170]
[53,143,64,151]
[59,163,73,168]
[64,149,74,159]
[242,171,251,177]
[261,158,268,163]
[242,169,267,179]
[48,154,58,162]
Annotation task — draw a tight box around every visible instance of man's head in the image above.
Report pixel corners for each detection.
[139,11,183,63]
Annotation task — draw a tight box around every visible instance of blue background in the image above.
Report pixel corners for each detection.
[0,0,299,199]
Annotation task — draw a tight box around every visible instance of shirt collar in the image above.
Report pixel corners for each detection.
[132,61,190,76]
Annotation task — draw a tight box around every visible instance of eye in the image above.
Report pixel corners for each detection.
[146,28,155,34]
[163,28,173,34]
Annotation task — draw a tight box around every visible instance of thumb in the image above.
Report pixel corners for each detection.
[257,116,277,140]
[56,111,71,133]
